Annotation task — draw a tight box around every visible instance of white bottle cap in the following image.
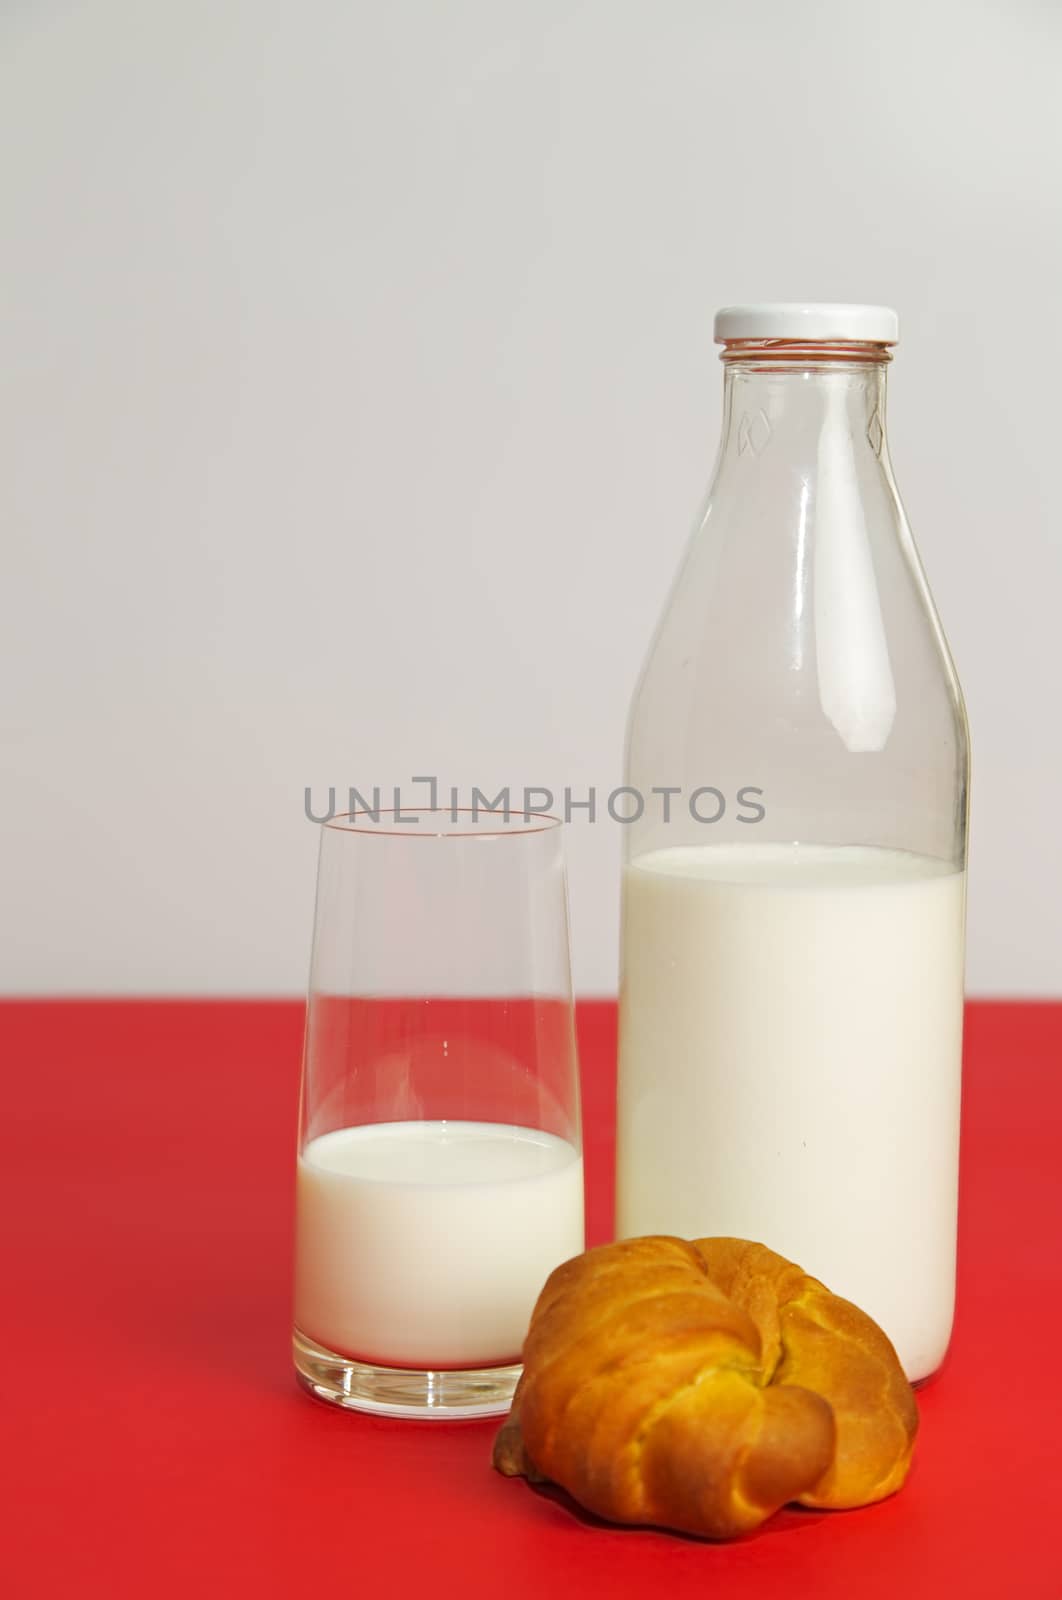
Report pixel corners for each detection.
[714,304,899,344]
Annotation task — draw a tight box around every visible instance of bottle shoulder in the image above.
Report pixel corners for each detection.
[623,478,968,863]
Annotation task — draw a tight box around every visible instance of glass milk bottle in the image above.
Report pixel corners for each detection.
[616,304,969,1382]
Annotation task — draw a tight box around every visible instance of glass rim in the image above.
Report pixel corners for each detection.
[719,338,893,366]
[321,807,564,840]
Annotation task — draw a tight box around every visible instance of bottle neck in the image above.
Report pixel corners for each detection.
[718,345,891,469]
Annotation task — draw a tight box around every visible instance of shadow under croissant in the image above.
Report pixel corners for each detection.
[521,1477,834,1543]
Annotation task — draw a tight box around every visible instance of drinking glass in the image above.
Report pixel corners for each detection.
[292,808,584,1418]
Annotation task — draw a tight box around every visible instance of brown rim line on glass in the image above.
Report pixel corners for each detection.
[321,807,565,839]
[719,338,894,366]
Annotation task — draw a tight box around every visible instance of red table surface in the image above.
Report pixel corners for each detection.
[2,999,1061,1599]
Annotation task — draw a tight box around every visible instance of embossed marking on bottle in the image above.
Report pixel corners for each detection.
[737,409,772,457]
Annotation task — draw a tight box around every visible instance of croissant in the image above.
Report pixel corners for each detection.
[493,1236,918,1539]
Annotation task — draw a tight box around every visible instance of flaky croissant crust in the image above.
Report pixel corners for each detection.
[494,1236,918,1538]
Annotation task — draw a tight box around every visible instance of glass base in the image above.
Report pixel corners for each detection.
[292,1327,521,1419]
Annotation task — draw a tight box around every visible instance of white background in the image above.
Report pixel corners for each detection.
[2,0,1059,996]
